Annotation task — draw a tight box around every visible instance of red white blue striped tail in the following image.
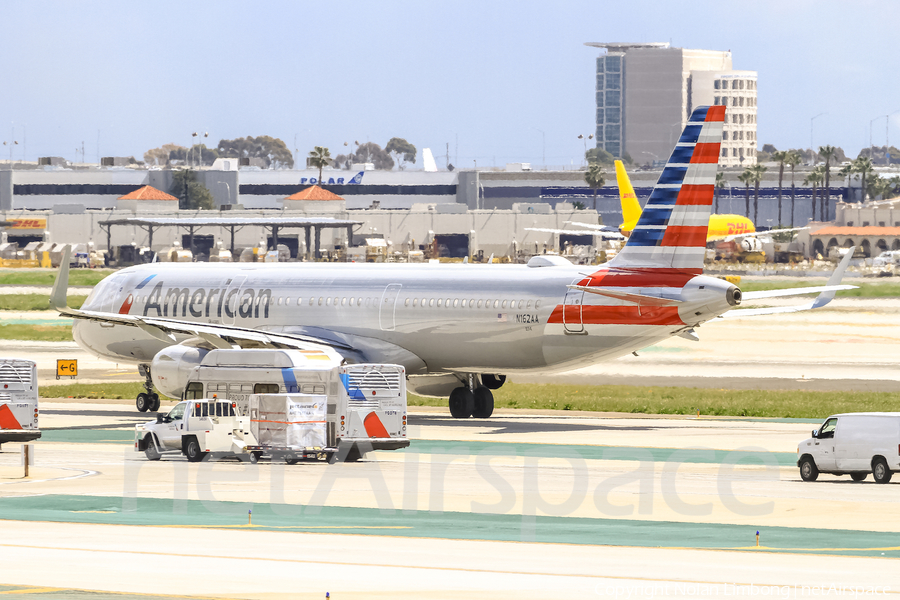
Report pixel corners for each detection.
[608,105,725,274]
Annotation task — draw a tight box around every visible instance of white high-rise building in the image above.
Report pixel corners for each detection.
[585,43,758,167]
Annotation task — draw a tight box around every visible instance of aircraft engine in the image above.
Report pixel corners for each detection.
[740,237,763,253]
[150,345,210,399]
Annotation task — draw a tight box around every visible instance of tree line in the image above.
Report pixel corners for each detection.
[144,136,294,169]
[731,147,900,227]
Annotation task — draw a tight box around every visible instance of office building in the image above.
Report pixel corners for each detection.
[585,43,757,167]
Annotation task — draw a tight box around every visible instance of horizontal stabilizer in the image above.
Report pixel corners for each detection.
[566,285,682,307]
[720,246,856,319]
[741,285,857,301]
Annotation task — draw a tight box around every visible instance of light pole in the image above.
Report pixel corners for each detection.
[3,140,17,168]
[531,127,545,167]
[810,113,826,165]
[640,151,658,167]
[191,132,208,169]
[577,134,593,165]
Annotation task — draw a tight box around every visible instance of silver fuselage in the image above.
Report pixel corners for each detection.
[73,262,737,375]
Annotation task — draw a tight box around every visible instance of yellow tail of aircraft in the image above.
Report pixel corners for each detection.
[614,159,756,241]
[614,160,642,234]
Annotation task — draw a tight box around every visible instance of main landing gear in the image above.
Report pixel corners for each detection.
[449,375,497,419]
[136,364,161,413]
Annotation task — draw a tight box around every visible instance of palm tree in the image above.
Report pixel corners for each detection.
[837,163,855,202]
[818,145,837,220]
[307,146,332,185]
[584,163,606,212]
[748,164,768,224]
[738,170,753,218]
[785,150,802,226]
[853,156,874,202]
[772,150,788,225]
[803,169,823,222]
[714,172,726,214]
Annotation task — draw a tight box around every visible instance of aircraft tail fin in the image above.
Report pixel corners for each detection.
[614,160,642,233]
[607,105,725,273]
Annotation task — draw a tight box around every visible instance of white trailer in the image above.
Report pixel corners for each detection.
[0,359,41,447]
[136,348,409,462]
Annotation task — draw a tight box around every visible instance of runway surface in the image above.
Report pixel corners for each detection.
[0,401,897,599]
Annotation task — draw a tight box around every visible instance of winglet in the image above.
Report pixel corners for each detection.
[813,246,855,309]
[49,245,72,312]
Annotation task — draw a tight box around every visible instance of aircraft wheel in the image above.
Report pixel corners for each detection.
[149,393,161,412]
[136,393,150,412]
[873,458,893,484]
[449,387,474,419]
[472,387,494,418]
[799,456,818,482]
[850,473,867,482]
[144,435,161,461]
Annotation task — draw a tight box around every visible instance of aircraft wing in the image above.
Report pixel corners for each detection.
[50,247,352,352]
[525,227,625,240]
[719,247,857,319]
[564,222,620,232]
[722,226,809,243]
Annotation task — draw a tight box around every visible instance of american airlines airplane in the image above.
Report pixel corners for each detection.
[51,106,854,418]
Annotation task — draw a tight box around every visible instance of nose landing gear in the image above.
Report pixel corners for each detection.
[136,364,161,412]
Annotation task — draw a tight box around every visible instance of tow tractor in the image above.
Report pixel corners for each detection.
[135,348,409,462]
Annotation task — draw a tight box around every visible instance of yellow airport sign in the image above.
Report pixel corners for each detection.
[56,359,78,379]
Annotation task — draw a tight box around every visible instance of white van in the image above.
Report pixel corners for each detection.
[798,412,900,484]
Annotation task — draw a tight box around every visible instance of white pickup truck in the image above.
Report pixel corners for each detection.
[135,348,409,462]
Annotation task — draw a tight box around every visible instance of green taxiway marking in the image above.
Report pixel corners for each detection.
[39,429,134,444]
[410,440,799,466]
[0,494,896,558]
[36,429,798,466]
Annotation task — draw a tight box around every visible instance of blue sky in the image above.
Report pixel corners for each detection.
[1,0,898,168]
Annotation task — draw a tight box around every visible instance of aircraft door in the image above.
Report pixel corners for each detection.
[379,284,402,331]
[222,275,247,326]
[562,288,584,333]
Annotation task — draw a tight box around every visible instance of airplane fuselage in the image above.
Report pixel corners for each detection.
[74,261,738,376]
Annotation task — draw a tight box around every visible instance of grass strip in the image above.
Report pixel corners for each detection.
[41,382,149,400]
[0,268,111,286]
[0,294,85,310]
[408,383,900,419]
[40,381,900,419]
[0,324,72,342]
